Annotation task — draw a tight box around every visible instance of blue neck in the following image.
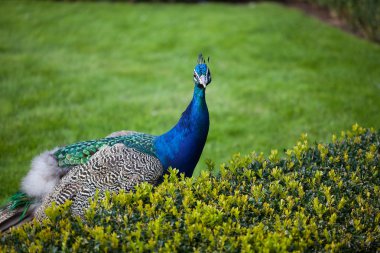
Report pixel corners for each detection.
[154,85,209,177]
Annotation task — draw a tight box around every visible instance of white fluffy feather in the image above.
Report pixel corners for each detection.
[21,148,68,199]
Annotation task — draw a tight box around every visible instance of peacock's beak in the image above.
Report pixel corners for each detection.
[199,75,207,88]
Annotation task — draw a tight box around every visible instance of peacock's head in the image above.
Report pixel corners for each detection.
[193,54,212,89]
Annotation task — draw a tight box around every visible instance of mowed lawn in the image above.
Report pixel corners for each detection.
[0,1,379,202]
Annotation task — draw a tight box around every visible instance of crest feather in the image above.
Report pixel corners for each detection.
[197,53,206,64]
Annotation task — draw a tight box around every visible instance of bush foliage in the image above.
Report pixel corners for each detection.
[301,0,380,42]
[1,125,379,252]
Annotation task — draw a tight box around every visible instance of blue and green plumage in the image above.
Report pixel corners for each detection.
[0,53,212,231]
[54,133,156,167]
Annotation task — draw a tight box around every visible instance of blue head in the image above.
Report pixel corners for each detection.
[193,54,212,89]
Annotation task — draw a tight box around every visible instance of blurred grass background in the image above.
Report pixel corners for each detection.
[0,1,379,202]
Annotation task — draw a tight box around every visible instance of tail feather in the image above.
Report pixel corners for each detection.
[0,192,36,232]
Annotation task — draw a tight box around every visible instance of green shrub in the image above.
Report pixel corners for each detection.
[1,124,379,252]
[301,0,380,42]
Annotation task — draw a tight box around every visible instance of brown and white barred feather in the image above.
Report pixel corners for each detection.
[0,204,36,231]
[106,130,137,138]
[20,130,137,203]
[35,144,163,220]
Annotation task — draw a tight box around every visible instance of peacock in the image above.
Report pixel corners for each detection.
[0,54,212,231]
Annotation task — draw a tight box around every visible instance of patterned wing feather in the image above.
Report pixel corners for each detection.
[35,144,163,220]
[54,133,156,167]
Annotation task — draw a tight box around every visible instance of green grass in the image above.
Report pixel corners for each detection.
[0,1,379,203]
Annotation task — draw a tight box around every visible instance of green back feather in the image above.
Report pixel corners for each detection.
[8,192,31,210]
[6,192,32,221]
[54,133,156,167]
